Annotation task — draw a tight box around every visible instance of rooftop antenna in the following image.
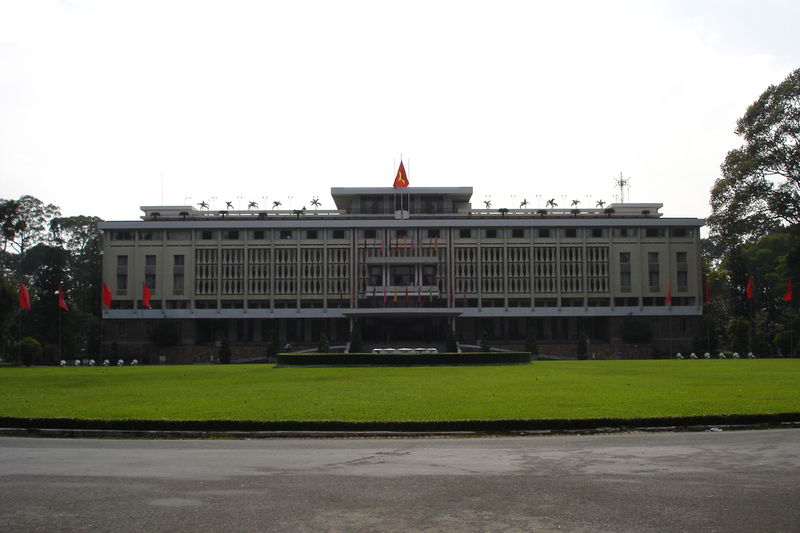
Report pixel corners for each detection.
[614,172,630,203]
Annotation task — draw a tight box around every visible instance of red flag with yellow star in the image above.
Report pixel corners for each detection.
[393,161,409,188]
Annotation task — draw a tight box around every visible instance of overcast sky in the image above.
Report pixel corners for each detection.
[1,0,799,224]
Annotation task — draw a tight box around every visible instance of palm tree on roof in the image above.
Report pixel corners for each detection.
[596,199,606,208]
[198,201,209,210]
[571,199,580,208]
[546,199,557,208]
[248,201,258,210]
[520,198,528,209]
[272,200,282,209]
[310,197,321,210]
[225,201,234,210]
[483,199,492,209]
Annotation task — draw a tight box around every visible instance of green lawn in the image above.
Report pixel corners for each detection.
[1,360,799,422]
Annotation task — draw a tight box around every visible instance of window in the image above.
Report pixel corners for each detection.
[511,229,525,238]
[139,231,162,241]
[173,255,185,294]
[677,251,688,291]
[670,228,694,238]
[279,230,293,240]
[562,228,580,238]
[368,266,382,286]
[305,230,318,239]
[145,255,156,291]
[589,228,607,238]
[199,230,215,240]
[115,322,126,337]
[422,265,436,285]
[363,230,377,239]
[619,252,631,292]
[613,228,637,238]
[116,274,127,295]
[390,265,414,285]
[167,230,191,240]
[485,229,498,239]
[459,229,472,238]
[648,252,659,290]
[249,230,267,240]
[332,230,346,239]
[427,229,440,239]
[110,231,133,241]
[395,229,407,238]
[538,228,552,238]
[644,228,665,238]
[222,230,240,240]
[116,255,128,295]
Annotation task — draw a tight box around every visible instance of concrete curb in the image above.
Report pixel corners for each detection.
[2,422,798,440]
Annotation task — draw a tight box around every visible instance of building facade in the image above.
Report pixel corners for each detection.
[100,186,704,358]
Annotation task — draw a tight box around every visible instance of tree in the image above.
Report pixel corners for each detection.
[16,336,42,366]
[0,277,17,360]
[445,326,458,352]
[318,332,330,353]
[348,321,362,353]
[709,68,800,251]
[0,195,60,258]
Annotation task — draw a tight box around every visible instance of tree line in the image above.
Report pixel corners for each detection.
[1,68,799,362]
[0,196,102,363]
[706,67,799,355]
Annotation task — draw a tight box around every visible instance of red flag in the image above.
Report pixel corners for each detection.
[745,277,754,300]
[665,280,672,306]
[393,161,409,188]
[785,278,793,302]
[19,283,31,311]
[57,285,69,311]
[142,283,152,309]
[102,282,113,308]
[705,279,711,305]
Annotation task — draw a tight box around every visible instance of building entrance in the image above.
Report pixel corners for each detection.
[360,316,448,343]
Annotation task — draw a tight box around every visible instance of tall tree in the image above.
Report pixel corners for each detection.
[0,196,61,259]
[709,67,800,252]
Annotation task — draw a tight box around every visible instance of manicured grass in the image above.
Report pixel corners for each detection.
[1,360,799,422]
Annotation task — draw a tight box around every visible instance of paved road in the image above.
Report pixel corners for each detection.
[1,429,799,532]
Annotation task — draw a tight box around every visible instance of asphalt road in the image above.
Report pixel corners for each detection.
[1,429,799,532]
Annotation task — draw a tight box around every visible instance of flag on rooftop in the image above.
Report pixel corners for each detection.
[393,161,409,188]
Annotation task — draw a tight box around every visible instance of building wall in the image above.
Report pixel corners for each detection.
[101,207,703,351]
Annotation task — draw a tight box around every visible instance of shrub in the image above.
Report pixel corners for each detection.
[318,332,330,353]
[16,337,42,366]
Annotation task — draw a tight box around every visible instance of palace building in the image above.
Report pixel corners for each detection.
[100,185,704,358]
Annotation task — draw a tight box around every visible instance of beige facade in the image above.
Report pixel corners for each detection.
[100,187,704,354]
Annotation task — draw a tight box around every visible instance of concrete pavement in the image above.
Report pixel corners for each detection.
[1,429,799,532]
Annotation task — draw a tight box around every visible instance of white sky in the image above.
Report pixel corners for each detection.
[1,0,799,224]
